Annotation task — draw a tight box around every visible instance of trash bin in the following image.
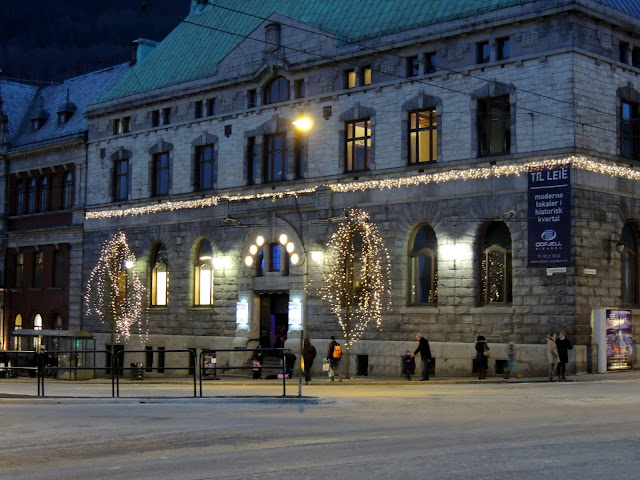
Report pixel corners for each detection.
[130,362,144,380]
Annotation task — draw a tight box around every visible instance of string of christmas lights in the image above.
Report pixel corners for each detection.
[322,208,392,350]
[85,231,148,343]
[85,154,640,220]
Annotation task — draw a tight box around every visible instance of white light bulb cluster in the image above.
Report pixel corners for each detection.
[244,233,300,268]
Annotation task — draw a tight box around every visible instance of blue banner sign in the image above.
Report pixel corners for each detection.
[527,164,571,266]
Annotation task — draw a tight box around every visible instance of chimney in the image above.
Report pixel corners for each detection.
[130,38,158,66]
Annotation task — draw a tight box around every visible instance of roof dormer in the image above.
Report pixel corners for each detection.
[56,89,77,124]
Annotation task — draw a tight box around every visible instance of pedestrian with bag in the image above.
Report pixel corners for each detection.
[547,332,559,382]
[302,338,317,385]
[327,335,342,381]
[555,331,573,381]
[414,334,432,381]
[475,335,489,380]
[503,341,520,379]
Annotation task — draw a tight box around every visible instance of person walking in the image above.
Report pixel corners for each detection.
[327,336,342,381]
[555,331,573,381]
[302,338,317,385]
[413,334,432,381]
[546,333,559,382]
[475,336,489,379]
[503,341,520,379]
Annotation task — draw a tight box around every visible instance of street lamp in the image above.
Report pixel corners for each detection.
[292,111,313,132]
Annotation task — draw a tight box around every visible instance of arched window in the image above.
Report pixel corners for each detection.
[409,225,438,304]
[263,76,290,105]
[53,314,63,330]
[480,221,512,304]
[33,251,44,288]
[16,180,25,215]
[27,178,37,213]
[62,172,73,209]
[14,314,23,330]
[39,176,49,212]
[34,314,43,330]
[151,243,169,306]
[621,222,639,306]
[53,250,64,288]
[194,240,213,305]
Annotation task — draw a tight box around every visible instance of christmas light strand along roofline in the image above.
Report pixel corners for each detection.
[85,155,639,220]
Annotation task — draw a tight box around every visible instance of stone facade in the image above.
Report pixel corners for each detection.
[7,0,636,377]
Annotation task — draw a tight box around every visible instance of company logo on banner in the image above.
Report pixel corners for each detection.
[527,164,571,266]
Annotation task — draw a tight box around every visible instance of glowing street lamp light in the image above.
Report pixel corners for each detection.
[292,111,313,132]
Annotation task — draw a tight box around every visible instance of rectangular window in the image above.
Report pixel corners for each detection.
[162,107,171,125]
[345,69,356,89]
[409,109,438,164]
[33,252,43,289]
[345,119,371,172]
[497,37,510,60]
[153,152,170,196]
[247,89,257,108]
[114,158,129,201]
[206,98,216,116]
[425,52,437,74]
[633,47,640,68]
[294,79,305,99]
[361,66,372,86]
[264,133,287,182]
[15,253,24,288]
[113,119,122,135]
[477,41,490,64]
[194,100,203,119]
[270,244,281,272]
[294,134,305,179]
[621,100,640,159]
[247,136,258,185]
[151,110,160,127]
[407,56,420,77]
[478,96,511,156]
[620,41,630,63]
[196,144,215,190]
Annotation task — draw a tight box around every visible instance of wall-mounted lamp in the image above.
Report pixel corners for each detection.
[292,110,313,132]
[608,232,625,262]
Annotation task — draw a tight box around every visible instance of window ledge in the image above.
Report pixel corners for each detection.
[470,305,514,314]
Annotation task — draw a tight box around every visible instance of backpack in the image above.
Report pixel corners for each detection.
[332,344,342,359]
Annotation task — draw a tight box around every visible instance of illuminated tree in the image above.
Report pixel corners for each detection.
[86,231,146,364]
[322,208,391,378]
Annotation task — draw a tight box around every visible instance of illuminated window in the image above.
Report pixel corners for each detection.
[194,240,213,305]
[151,243,169,306]
[409,109,437,164]
[621,223,639,306]
[15,314,22,330]
[345,69,356,89]
[39,176,48,212]
[270,243,281,272]
[263,76,290,105]
[409,225,438,304]
[478,96,511,156]
[345,119,371,172]
[34,314,43,330]
[480,222,512,305]
[361,66,372,86]
[33,251,44,288]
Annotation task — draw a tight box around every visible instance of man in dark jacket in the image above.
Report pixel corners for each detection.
[414,334,432,381]
[556,331,573,381]
[327,336,341,381]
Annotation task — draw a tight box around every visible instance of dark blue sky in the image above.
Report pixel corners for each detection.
[0,0,191,84]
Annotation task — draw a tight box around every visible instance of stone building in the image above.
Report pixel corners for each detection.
[0,65,129,350]
[12,0,640,377]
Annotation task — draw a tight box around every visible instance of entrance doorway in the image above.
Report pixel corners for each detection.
[259,293,289,349]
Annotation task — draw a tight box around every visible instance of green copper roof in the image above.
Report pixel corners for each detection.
[99,0,638,103]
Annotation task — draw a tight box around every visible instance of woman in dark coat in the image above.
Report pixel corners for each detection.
[302,338,317,385]
[555,331,573,381]
[475,335,489,380]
